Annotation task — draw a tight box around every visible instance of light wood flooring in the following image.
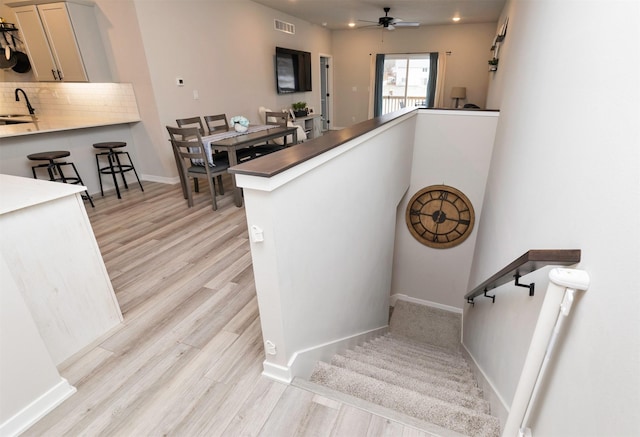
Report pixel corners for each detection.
[24,178,434,437]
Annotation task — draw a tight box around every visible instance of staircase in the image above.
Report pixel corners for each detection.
[303,300,501,437]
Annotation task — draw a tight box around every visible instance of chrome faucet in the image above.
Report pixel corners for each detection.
[15,88,35,115]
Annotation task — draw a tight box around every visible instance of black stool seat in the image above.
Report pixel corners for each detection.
[27,150,71,161]
[27,150,94,207]
[93,141,143,199]
[93,141,127,150]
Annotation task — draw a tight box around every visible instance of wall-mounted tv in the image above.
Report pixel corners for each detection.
[275,46,312,94]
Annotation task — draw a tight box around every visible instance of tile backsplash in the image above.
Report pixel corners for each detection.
[0,82,140,119]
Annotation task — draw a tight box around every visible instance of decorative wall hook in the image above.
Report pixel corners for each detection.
[514,272,535,296]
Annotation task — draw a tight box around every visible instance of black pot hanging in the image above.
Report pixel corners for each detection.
[11,50,30,73]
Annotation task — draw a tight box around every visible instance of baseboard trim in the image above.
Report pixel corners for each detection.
[140,174,180,185]
[261,325,389,383]
[262,361,295,384]
[390,293,463,314]
[0,378,76,437]
[460,343,510,430]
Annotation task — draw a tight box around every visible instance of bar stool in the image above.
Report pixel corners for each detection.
[93,141,144,199]
[27,150,94,207]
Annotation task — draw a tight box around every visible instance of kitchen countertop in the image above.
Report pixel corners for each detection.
[0,113,141,138]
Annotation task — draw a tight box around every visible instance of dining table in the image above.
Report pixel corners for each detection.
[201,124,298,207]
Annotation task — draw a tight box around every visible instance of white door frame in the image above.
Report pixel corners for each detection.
[319,53,333,131]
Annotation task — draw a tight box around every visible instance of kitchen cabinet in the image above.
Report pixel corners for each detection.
[11,1,111,82]
[292,113,322,140]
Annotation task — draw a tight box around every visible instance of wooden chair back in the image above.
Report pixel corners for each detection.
[175,116,205,135]
[204,114,230,134]
[264,111,288,127]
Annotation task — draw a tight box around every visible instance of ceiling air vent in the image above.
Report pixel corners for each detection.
[274,19,295,35]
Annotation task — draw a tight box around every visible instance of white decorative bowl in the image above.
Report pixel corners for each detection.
[234,124,248,133]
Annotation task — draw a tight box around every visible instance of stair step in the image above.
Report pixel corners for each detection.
[329,353,490,413]
[378,333,467,361]
[367,335,471,371]
[389,300,462,351]
[310,361,501,437]
[346,346,476,385]
[292,377,470,437]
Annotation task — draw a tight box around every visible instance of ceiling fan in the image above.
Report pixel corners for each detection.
[359,7,420,30]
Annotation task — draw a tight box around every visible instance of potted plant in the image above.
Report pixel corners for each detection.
[292,102,308,117]
[488,58,499,72]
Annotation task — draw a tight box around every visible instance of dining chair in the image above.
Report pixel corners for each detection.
[175,116,205,136]
[203,113,256,162]
[166,126,229,211]
[252,111,290,156]
[204,114,229,134]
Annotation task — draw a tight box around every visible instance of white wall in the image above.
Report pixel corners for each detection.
[465,0,640,435]
[237,114,416,380]
[391,110,499,311]
[330,23,497,128]
[131,0,331,180]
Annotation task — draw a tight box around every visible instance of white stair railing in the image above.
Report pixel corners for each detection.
[502,268,590,437]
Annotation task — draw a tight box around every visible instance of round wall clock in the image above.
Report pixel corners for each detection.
[405,185,475,249]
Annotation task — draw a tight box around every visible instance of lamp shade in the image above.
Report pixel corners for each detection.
[451,87,467,99]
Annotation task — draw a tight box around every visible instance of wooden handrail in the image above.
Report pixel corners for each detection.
[464,250,581,302]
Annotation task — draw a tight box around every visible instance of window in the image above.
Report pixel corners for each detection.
[374,53,438,116]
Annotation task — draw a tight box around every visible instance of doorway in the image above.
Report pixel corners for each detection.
[320,55,332,132]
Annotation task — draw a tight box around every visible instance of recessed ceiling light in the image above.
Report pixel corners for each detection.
[348,22,355,27]
[452,16,461,22]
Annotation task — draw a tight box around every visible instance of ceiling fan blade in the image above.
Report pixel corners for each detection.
[393,21,420,27]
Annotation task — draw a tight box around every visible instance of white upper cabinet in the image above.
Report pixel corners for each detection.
[12,2,111,82]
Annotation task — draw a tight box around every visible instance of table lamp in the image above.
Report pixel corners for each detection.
[451,87,467,108]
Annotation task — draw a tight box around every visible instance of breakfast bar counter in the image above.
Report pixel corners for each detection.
[0,113,141,138]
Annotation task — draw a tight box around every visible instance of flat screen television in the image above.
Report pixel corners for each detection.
[275,46,312,94]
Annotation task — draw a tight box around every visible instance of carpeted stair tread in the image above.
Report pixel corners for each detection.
[382,332,465,357]
[310,361,500,437]
[307,300,500,435]
[389,300,462,352]
[378,333,467,360]
[334,349,482,397]
[329,353,490,412]
[366,336,471,371]
[347,345,476,384]
[293,377,470,437]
